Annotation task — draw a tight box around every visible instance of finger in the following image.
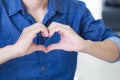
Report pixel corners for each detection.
[48,22,64,32]
[47,43,62,52]
[40,28,49,37]
[37,24,49,37]
[31,44,47,52]
[30,23,48,37]
[34,45,47,52]
[23,23,48,36]
[49,26,59,36]
[48,22,66,36]
[18,24,48,45]
[23,23,41,32]
[48,22,57,32]
[28,25,48,38]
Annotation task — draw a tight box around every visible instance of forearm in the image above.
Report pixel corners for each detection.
[0,23,48,64]
[82,40,119,62]
[0,45,17,64]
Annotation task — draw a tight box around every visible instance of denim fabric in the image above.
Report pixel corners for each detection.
[0,0,120,80]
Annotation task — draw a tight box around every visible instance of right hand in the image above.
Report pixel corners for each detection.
[12,23,48,57]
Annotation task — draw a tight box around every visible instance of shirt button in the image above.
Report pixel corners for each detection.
[40,66,45,71]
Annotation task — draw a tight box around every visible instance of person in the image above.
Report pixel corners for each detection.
[0,0,120,80]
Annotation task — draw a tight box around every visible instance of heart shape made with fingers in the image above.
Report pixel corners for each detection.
[38,22,82,53]
[40,22,70,53]
[39,23,63,52]
[16,22,82,57]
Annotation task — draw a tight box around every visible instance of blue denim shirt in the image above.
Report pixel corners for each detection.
[0,0,120,80]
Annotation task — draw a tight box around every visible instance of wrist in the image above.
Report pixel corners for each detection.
[6,45,17,59]
[79,40,93,53]
[0,45,19,64]
[7,45,20,59]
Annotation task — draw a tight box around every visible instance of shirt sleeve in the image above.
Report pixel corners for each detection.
[79,2,120,62]
[80,5,120,41]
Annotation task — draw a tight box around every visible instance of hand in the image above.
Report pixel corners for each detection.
[12,23,49,57]
[47,22,86,52]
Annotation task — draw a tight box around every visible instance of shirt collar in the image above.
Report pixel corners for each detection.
[7,0,67,16]
[7,0,25,16]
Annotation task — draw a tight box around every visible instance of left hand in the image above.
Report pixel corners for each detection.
[47,22,87,52]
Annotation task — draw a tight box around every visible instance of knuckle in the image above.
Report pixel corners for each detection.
[52,22,58,26]
[52,22,56,24]
[35,23,41,27]
[50,22,55,26]
[23,27,29,31]
[66,25,70,28]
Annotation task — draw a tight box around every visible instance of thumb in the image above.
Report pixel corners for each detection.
[46,43,61,52]
[33,44,47,52]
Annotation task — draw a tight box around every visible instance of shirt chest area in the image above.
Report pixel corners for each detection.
[0,12,61,47]
[0,10,82,47]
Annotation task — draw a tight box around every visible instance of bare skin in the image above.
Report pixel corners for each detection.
[0,23,49,64]
[0,0,119,64]
[22,0,48,23]
[47,22,119,62]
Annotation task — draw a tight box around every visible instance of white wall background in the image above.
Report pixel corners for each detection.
[75,0,120,80]
[80,0,103,19]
